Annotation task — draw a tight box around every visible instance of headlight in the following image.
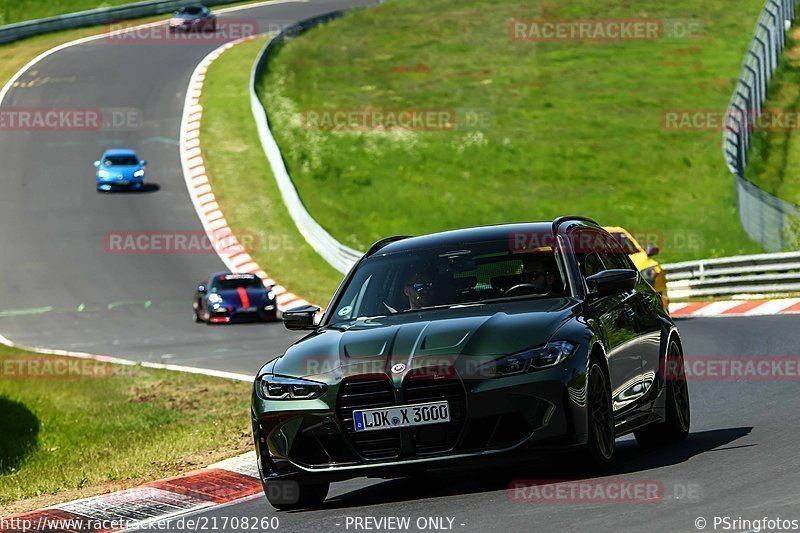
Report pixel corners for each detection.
[259,374,326,400]
[482,341,576,377]
[134,169,145,178]
[98,170,110,178]
[641,266,658,285]
[208,293,223,304]
[266,290,275,300]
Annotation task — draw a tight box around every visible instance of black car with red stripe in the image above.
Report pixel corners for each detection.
[193,273,279,324]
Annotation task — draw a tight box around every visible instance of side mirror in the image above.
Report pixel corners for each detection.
[140,160,148,166]
[586,269,638,298]
[645,244,660,257]
[283,304,321,331]
[93,161,101,168]
[197,283,207,294]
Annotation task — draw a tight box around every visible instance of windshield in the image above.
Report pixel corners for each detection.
[104,155,139,166]
[211,276,264,291]
[329,240,570,324]
[176,7,203,15]
[608,232,641,255]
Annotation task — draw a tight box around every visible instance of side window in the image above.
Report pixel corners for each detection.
[573,230,608,278]
[599,234,636,270]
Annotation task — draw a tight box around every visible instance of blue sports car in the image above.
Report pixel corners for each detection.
[94,149,147,192]
[193,273,279,324]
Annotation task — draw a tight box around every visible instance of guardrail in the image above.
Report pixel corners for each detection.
[664,252,800,299]
[723,0,800,251]
[0,0,243,45]
[250,10,365,274]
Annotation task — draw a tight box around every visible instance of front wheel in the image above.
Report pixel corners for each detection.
[265,480,329,511]
[580,360,616,469]
[634,340,690,447]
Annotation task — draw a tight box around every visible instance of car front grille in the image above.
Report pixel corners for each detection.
[336,376,468,460]
[404,378,466,454]
[336,378,401,460]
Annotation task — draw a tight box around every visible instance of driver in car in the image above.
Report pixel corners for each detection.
[385,270,436,313]
[519,254,558,295]
[404,271,436,310]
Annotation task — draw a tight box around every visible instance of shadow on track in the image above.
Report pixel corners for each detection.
[318,427,752,510]
[0,397,39,473]
[97,183,161,193]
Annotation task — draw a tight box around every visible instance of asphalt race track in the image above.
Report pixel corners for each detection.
[0,0,373,375]
[2,1,800,531]
[140,316,800,532]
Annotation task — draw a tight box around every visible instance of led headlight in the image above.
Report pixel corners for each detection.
[133,169,145,178]
[98,170,111,179]
[483,341,576,377]
[266,290,275,300]
[208,293,223,304]
[259,374,326,400]
[641,266,658,285]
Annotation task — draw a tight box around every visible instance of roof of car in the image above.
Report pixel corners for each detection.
[373,222,555,256]
[212,272,257,280]
[102,148,137,156]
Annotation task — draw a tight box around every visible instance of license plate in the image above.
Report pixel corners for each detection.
[117,181,129,185]
[240,307,257,312]
[353,401,450,432]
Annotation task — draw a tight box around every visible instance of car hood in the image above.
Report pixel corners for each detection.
[211,288,270,306]
[271,297,581,380]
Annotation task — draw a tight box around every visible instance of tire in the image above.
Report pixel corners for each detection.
[265,480,329,511]
[580,359,616,469]
[634,341,691,447]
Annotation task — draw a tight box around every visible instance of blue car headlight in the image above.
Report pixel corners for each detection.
[259,374,326,400]
[134,169,145,178]
[481,341,576,377]
[97,170,111,179]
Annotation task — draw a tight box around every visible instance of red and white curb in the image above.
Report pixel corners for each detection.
[179,37,314,313]
[3,453,262,532]
[669,298,800,318]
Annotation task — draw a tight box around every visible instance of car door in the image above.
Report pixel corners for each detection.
[573,229,643,413]
[598,234,662,404]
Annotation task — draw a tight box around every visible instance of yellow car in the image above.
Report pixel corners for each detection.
[604,226,669,308]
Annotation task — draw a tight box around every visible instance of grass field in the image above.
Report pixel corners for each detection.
[0,0,153,25]
[200,36,344,303]
[258,0,768,263]
[0,0,267,26]
[0,344,251,514]
[744,28,800,207]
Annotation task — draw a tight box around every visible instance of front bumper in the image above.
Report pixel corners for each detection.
[251,353,590,484]
[208,304,279,324]
[169,20,214,32]
[97,179,144,191]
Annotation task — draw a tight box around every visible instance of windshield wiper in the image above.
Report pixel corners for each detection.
[480,293,551,305]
